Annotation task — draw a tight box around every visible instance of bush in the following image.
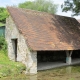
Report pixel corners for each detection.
[0,36,7,50]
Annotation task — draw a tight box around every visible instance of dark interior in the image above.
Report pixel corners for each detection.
[37,51,66,63]
[37,50,80,63]
[72,50,80,59]
[12,39,17,61]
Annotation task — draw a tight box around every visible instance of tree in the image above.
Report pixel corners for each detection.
[18,0,58,14]
[0,7,9,23]
[61,0,80,16]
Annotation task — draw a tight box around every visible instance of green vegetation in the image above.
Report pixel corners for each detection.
[18,0,58,14]
[0,22,5,26]
[0,37,7,51]
[0,37,26,78]
[0,7,8,27]
[61,0,80,16]
[0,50,26,78]
[0,7,9,23]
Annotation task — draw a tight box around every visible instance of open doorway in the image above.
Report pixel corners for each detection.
[37,51,66,70]
[37,50,80,70]
[12,39,17,61]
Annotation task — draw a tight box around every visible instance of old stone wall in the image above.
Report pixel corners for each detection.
[6,16,37,74]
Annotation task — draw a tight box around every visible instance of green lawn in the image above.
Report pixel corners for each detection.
[0,50,26,78]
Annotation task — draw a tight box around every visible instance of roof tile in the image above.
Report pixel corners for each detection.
[7,7,80,51]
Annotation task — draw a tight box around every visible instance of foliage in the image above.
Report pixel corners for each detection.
[0,37,26,78]
[0,37,7,51]
[0,7,9,23]
[61,0,80,16]
[18,0,58,14]
[0,50,26,78]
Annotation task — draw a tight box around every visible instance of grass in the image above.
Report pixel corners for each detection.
[0,50,26,78]
[0,22,5,26]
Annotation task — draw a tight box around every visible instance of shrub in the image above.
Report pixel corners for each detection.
[0,36,7,50]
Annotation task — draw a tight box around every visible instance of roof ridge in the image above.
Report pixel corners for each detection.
[7,6,52,16]
[7,6,76,19]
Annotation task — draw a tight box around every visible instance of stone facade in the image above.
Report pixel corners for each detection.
[6,16,37,74]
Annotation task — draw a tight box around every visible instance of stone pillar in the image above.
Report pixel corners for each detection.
[66,56,71,64]
[66,51,73,65]
[25,51,37,74]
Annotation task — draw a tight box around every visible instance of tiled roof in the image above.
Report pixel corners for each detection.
[7,7,80,51]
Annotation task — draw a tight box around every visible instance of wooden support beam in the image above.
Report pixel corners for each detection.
[66,51,69,57]
[70,51,73,57]
[66,50,73,57]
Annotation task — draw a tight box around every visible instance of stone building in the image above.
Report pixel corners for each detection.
[6,7,80,74]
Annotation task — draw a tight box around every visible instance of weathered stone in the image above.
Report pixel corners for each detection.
[6,16,37,74]
[66,57,71,65]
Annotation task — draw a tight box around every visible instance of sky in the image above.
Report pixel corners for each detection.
[0,0,80,19]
